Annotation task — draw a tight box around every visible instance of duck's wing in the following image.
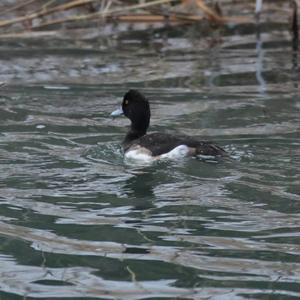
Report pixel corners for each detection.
[128,133,227,157]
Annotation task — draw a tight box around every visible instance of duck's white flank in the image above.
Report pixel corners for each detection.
[125,144,192,162]
[160,145,190,159]
[125,146,153,162]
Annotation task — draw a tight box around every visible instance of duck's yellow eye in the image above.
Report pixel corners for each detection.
[124,100,128,105]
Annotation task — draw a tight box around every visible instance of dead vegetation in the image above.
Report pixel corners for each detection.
[0,0,298,39]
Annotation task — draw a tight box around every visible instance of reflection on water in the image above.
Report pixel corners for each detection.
[0,24,300,299]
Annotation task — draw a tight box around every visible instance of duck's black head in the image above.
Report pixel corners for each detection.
[111,89,151,142]
[122,90,150,131]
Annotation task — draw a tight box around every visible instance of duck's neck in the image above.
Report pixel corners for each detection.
[124,129,145,143]
[124,119,149,144]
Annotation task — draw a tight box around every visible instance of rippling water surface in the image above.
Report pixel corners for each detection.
[0,24,300,299]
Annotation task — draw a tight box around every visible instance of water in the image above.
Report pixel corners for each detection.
[0,24,300,299]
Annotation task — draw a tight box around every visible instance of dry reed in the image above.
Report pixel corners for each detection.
[0,0,297,38]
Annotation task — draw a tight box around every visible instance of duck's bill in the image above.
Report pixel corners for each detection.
[111,107,123,117]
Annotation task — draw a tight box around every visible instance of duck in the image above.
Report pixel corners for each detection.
[111,89,228,161]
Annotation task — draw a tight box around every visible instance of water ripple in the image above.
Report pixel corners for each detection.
[0,26,300,299]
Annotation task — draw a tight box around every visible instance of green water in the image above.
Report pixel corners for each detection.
[0,25,300,299]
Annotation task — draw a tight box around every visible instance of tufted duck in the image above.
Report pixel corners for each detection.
[111,90,227,161]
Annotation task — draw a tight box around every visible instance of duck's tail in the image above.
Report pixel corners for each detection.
[195,142,233,161]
